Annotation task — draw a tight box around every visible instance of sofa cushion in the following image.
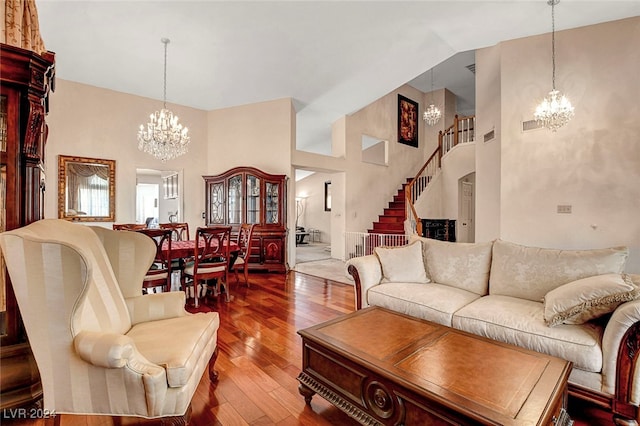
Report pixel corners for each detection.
[410,235,493,295]
[544,274,639,326]
[452,295,604,373]
[489,240,628,302]
[127,312,220,387]
[368,282,480,327]
[374,241,429,284]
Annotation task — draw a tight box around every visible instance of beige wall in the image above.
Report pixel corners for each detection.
[477,16,640,272]
[44,79,208,230]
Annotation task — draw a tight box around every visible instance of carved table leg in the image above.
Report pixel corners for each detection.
[298,382,316,405]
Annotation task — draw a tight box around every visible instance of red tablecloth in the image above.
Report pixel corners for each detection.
[162,239,238,260]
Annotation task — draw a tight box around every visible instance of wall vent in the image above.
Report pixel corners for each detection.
[465,63,476,75]
[483,129,495,142]
[522,119,543,132]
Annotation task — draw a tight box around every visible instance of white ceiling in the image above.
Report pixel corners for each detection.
[36,1,640,153]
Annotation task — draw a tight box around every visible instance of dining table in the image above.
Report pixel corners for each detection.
[163,239,240,265]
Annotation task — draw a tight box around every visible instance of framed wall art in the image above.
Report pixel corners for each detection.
[398,94,419,147]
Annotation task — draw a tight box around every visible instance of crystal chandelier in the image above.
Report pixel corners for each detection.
[534,0,574,132]
[423,67,441,126]
[138,38,190,162]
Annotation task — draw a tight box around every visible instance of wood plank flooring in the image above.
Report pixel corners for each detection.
[3,271,613,425]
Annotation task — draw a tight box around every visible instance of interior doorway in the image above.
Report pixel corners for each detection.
[458,173,475,243]
[294,168,332,263]
[136,169,182,226]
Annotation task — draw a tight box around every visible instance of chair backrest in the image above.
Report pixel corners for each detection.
[90,226,156,299]
[237,223,256,259]
[135,228,172,268]
[193,226,232,279]
[113,223,147,231]
[160,222,190,241]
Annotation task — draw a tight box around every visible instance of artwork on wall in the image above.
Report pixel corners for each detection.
[397,94,419,147]
[324,181,332,212]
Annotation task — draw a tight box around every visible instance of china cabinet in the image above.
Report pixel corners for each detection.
[204,167,287,272]
[0,43,55,410]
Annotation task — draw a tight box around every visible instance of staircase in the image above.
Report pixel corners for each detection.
[368,178,411,235]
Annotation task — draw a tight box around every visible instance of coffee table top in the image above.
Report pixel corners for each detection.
[298,306,572,424]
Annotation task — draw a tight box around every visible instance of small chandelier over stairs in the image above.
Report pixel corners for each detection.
[423,67,441,126]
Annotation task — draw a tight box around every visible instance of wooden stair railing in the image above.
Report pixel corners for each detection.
[405,114,476,236]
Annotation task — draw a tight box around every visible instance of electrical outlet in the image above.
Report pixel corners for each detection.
[557,205,572,214]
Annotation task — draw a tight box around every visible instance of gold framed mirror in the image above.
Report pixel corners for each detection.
[58,155,115,222]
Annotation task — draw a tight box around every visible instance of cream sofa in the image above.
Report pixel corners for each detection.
[0,219,220,423]
[346,236,640,425]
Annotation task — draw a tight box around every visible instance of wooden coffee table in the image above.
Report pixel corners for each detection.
[297,307,573,425]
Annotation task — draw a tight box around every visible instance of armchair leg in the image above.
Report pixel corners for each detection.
[209,346,219,382]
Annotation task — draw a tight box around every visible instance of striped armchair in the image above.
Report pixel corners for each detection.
[0,219,219,424]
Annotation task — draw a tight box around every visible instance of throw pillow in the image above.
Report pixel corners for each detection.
[543,274,640,327]
[374,241,429,284]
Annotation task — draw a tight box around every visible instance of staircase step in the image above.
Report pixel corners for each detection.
[393,194,405,203]
[368,228,405,235]
[378,215,404,223]
[371,222,405,231]
[388,201,404,209]
[383,208,404,217]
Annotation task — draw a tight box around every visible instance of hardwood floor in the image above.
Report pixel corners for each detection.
[3,271,614,425]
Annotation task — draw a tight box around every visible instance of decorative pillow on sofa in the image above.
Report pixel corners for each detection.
[544,274,639,327]
[374,241,429,284]
[490,240,629,302]
[410,235,493,295]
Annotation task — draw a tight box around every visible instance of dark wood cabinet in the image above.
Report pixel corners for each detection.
[0,43,55,410]
[204,167,288,272]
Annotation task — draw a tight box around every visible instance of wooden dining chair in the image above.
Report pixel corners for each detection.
[159,222,190,241]
[182,226,232,306]
[231,223,255,287]
[135,228,173,293]
[113,223,147,231]
[159,222,191,279]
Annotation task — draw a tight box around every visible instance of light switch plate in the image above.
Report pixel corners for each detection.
[557,205,572,214]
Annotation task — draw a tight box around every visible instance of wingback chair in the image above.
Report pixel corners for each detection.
[0,219,220,424]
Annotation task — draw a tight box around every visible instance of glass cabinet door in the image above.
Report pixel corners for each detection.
[208,181,225,224]
[246,174,260,224]
[227,174,243,224]
[265,181,280,224]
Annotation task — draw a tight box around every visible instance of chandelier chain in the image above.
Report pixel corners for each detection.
[163,38,169,109]
[551,0,556,90]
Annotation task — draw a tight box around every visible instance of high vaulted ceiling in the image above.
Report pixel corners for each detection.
[36,1,640,153]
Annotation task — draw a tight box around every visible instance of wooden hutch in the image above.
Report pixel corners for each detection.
[0,43,55,410]
[204,167,288,272]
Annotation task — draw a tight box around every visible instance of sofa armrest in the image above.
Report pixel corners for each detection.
[602,274,640,408]
[346,254,382,310]
[125,292,187,325]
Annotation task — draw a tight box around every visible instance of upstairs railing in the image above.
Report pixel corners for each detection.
[440,114,475,156]
[405,114,475,235]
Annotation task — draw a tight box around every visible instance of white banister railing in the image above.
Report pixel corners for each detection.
[344,231,411,260]
[440,114,475,157]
